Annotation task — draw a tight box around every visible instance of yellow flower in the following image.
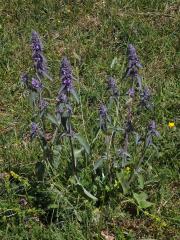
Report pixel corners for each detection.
[168,122,175,128]
[125,166,131,174]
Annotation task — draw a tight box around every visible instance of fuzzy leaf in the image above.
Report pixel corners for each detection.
[93,158,105,171]
[74,148,83,159]
[138,174,144,189]
[133,192,153,209]
[70,88,79,103]
[29,91,38,106]
[47,114,59,126]
[74,134,90,154]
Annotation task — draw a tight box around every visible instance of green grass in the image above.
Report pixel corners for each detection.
[0,0,180,239]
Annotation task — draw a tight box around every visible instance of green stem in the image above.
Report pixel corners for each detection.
[69,135,76,175]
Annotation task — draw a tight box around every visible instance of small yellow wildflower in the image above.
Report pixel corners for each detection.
[125,166,131,174]
[168,122,175,128]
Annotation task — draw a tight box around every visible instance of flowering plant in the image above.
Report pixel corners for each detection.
[21,33,159,203]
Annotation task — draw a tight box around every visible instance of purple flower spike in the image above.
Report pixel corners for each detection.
[30,122,39,138]
[31,78,43,91]
[60,57,73,91]
[140,87,152,109]
[99,104,107,118]
[127,88,135,98]
[99,104,109,131]
[57,93,68,103]
[31,31,43,53]
[107,77,119,97]
[39,99,48,111]
[146,120,160,146]
[21,73,29,85]
[31,31,51,80]
[33,51,48,77]
[148,120,160,137]
[127,44,142,70]
[107,77,116,90]
[125,44,142,87]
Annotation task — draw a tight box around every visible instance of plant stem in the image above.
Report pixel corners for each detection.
[128,132,148,187]
[69,135,76,175]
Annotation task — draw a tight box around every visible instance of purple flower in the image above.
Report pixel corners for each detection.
[99,104,107,118]
[56,102,73,130]
[31,31,43,52]
[146,120,160,146]
[140,87,152,109]
[60,57,73,91]
[148,120,160,137]
[99,104,108,131]
[67,104,72,115]
[125,44,142,89]
[107,76,116,90]
[31,31,51,79]
[107,77,119,97]
[127,88,135,98]
[30,122,39,138]
[33,52,47,74]
[39,99,48,111]
[127,44,142,71]
[56,93,68,103]
[31,78,43,91]
[21,73,29,85]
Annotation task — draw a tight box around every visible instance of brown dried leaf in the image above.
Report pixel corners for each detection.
[101,230,115,240]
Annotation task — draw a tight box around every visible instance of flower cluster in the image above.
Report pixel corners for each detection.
[30,122,39,139]
[140,87,152,109]
[39,99,48,111]
[146,120,160,146]
[31,78,43,91]
[31,31,50,79]
[125,44,142,90]
[127,87,135,98]
[56,57,77,131]
[99,104,108,131]
[60,57,73,93]
[148,120,160,137]
[21,74,43,92]
[21,73,29,85]
[126,44,142,77]
[107,76,119,97]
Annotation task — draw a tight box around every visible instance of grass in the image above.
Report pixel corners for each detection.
[0,0,180,239]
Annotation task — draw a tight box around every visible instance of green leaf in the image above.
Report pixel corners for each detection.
[74,134,90,154]
[74,148,83,159]
[138,200,153,209]
[76,177,98,201]
[119,179,129,195]
[138,174,144,189]
[47,114,59,126]
[48,204,59,209]
[111,57,118,68]
[93,158,105,171]
[70,88,79,103]
[77,184,98,201]
[29,91,38,106]
[133,192,153,209]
